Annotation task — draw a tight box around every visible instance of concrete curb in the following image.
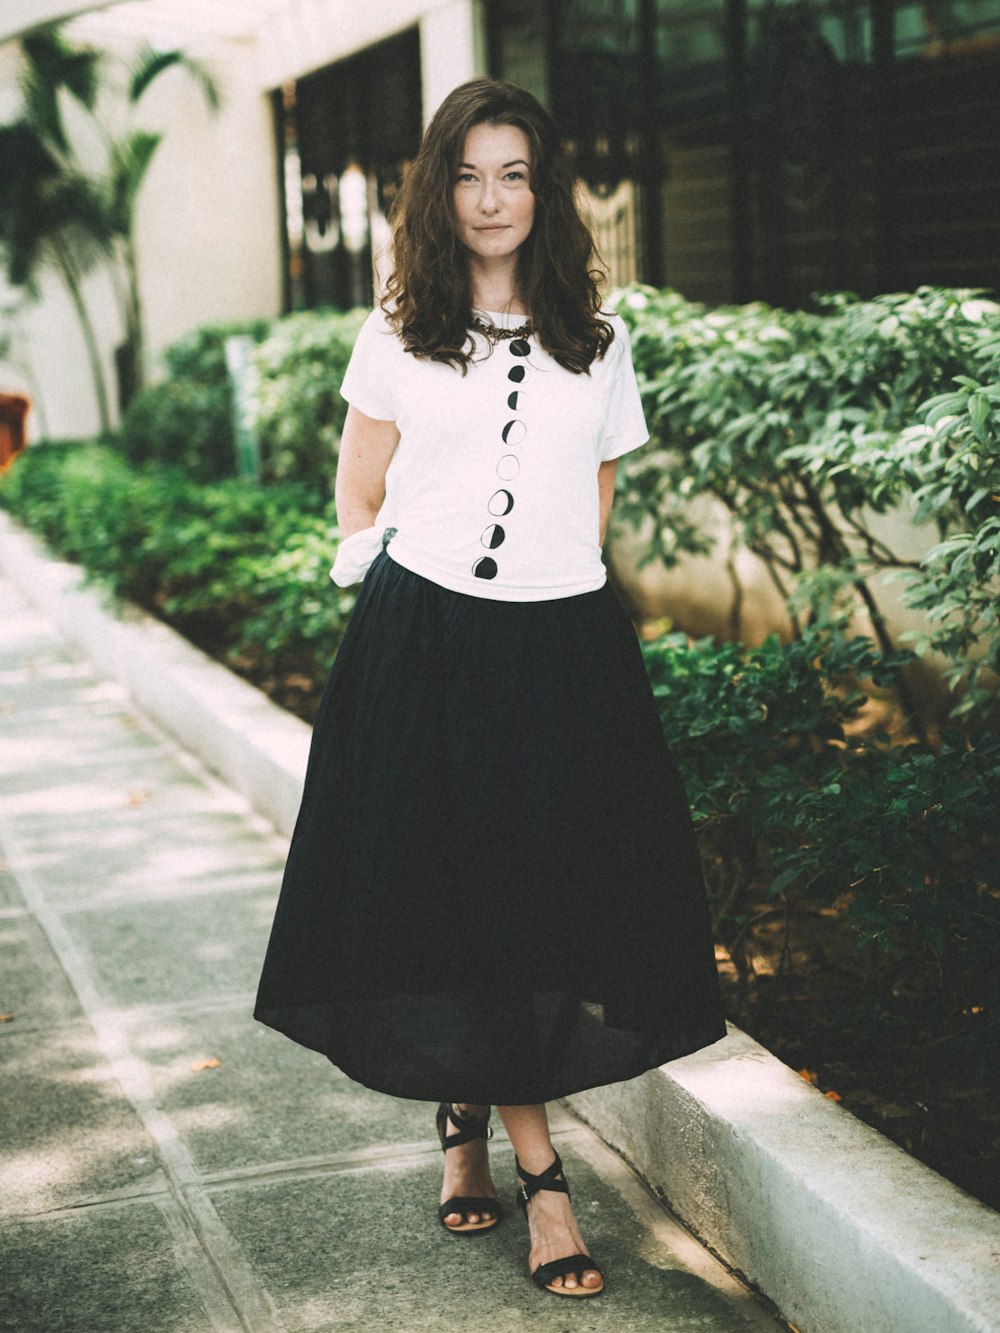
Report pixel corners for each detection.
[0,515,310,838]
[566,1034,1000,1333]
[2,511,999,1333]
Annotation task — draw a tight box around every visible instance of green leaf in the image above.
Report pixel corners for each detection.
[129,47,219,111]
[111,130,162,223]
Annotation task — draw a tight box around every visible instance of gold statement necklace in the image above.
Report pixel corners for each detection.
[470,313,532,345]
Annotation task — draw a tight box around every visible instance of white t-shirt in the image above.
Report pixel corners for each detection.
[332,306,648,601]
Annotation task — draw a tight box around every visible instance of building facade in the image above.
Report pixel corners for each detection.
[278,0,1000,312]
[4,0,1000,438]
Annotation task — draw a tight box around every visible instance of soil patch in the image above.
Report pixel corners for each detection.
[715,902,999,1213]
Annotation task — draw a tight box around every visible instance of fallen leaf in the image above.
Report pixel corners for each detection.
[825,1090,843,1102]
[798,1068,819,1086]
[0,1013,14,1023]
[127,789,150,807]
[191,1057,221,1072]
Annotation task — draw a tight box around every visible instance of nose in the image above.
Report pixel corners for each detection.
[478,179,501,214]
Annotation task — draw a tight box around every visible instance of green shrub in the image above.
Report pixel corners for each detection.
[250,308,368,486]
[0,440,355,681]
[643,626,1000,1066]
[0,438,80,548]
[118,319,271,480]
[613,285,1000,725]
[118,309,366,488]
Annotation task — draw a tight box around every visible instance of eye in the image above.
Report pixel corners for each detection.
[455,171,477,184]
[504,170,527,182]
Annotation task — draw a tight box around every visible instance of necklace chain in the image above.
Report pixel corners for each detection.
[470,314,532,345]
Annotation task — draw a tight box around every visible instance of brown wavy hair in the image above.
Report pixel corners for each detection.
[381,77,613,375]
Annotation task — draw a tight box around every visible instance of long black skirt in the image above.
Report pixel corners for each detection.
[254,549,726,1104]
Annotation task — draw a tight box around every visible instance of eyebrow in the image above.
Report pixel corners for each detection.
[457,159,530,170]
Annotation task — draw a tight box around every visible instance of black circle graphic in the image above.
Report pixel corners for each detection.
[502,419,527,445]
[473,556,498,579]
[508,365,526,383]
[481,524,505,549]
[488,489,514,516]
[507,391,526,410]
[509,339,530,357]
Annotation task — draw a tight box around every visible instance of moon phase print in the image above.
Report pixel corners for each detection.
[472,329,533,583]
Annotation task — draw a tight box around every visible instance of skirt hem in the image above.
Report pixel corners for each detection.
[253,1007,729,1106]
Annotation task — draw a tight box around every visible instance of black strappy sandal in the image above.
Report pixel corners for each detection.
[436,1102,501,1234]
[515,1151,605,1297]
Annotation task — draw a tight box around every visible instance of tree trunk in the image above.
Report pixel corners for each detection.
[53,246,112,434]
[120,235,145,407]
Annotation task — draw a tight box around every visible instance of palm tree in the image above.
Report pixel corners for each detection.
[101,47,220,405]
[0,27,219,428]
[0,32,114,430]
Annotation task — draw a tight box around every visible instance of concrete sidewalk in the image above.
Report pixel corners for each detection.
[0,571,787,1333]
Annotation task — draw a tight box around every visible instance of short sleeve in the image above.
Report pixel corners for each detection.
[339,308,400,422]
[599,316,649,461]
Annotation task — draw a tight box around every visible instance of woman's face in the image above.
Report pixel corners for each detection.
[452,122,536,267]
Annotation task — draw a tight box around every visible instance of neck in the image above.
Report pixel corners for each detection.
[467,255,526,315]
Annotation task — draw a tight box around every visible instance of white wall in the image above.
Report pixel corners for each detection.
[254,0,482,93]
[130,40,282,359]
[0,0,485,441]
[420,0,485,124]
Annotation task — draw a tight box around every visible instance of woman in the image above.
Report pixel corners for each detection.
[255,76,726,1299]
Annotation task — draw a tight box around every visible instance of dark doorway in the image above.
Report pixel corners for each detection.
[275,28,423,311]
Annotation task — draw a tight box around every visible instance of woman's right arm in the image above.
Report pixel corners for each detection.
[334,405,401,537]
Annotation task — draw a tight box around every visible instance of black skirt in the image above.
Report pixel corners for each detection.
[254,549,726,1104]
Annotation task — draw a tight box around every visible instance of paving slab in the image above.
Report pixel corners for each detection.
[0,910,82,1030]
[0,1202,225,1333]
[58,883,277,1009]
[210,1139,771,1333]
[125,1003,433,1175]
[0,860,23,909]
[9,809,284,910]
[0,1021,163,1217]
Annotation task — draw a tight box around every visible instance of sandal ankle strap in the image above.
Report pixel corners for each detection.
[437,1102,493,1153]
[515,1152,571,1209]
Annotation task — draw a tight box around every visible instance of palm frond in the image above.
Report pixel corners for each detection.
[0,121,59,184]
[21,28,100,152]
[129,48,183,103]
[0,152,112,288]
[110,130,162,230]
[129,46,221,113]
[129,45,220,112]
